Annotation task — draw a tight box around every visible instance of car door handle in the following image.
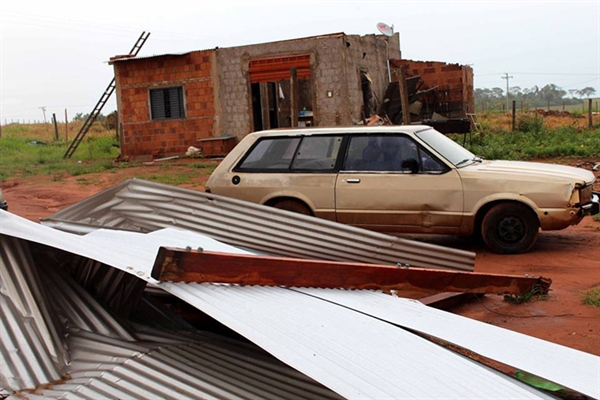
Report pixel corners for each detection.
[346,178,361,184]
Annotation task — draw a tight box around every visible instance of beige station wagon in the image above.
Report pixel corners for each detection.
[206,126,599,254]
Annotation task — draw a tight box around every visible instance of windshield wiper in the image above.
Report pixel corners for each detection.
[455,158,473,167]
[455,157,482,167]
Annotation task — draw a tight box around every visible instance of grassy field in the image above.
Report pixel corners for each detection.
[1,114,599,182]
[0,122,120,181]
[456,112,600,160]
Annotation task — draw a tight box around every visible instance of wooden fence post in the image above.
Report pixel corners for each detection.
[512,101,516,132]
[65,109,69,144]
[52,113,59,141]
[589,99,593,128]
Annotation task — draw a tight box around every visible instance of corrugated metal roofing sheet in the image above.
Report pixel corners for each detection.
[0,211,568,399]
[296,288,600,398]
[20,329,341,400]
[1,232,341,399]
[0,236,68,392]
[40,179,476,272]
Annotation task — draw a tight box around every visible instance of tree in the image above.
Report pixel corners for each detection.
[578,87,596,98]
[509,86,522,96]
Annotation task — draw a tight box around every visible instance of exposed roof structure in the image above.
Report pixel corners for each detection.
[40,179,476,272]
[3,209,598,399]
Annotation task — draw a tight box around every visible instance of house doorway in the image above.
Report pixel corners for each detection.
[249,54,314,131]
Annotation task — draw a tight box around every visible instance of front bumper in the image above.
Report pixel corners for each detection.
[580,192,599,216]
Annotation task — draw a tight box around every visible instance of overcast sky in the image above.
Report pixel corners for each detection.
[1,0,598,123]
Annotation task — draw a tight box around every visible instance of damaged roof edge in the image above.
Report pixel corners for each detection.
[108,32,368,64]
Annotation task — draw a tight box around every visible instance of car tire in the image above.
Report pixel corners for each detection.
[272,200,313,216]
[481,203,539,254]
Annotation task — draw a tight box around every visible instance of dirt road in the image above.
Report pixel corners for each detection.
[2,159,599,355]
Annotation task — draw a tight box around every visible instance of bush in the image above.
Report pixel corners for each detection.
[516,113,545,134]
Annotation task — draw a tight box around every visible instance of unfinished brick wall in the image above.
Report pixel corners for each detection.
[113,51,217,160]
[393,59,474,117]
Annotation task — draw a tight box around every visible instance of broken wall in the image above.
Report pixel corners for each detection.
[392,59,474,118]
[343,34,400,123]
[113,50,218,160]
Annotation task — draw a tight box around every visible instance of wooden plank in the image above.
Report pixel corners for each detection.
[259,82,270,130]
[290,67,299,128]
[397,67,411,125]
[151,248,551,295]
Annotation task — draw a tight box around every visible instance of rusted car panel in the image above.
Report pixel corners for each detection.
[206,126,599,253]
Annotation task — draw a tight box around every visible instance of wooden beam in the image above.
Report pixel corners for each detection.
[151,248,551,295]
[290,67,299,128]
[397,67,411,125]
[259,82,270,130]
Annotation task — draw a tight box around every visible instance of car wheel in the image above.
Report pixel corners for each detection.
[272,200,313,216]
[481,203,539,254]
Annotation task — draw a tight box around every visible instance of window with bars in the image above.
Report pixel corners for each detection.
[149,87,185,120]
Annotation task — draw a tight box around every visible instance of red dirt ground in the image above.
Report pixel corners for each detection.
[2,158,599,355]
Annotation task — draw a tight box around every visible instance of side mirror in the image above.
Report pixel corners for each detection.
[401,158,419,174]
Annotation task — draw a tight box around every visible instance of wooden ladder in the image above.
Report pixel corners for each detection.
[64,31,150,159]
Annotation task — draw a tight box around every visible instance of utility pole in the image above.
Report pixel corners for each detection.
[39,106,47,123]
[501,73,513,113]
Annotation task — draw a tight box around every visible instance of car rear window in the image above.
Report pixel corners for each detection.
[291,136,343,171]
[237,137,301,170]
[236,135,342,172]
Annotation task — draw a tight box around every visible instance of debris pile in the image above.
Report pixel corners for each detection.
[1,179,598,399]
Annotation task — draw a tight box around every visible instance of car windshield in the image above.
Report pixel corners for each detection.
[415,128,477,167]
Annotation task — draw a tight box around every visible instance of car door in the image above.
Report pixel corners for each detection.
[335,134,464,233]
[228,135,343,219]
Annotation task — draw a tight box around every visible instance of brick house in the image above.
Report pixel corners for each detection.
[110,33,400,160]
[110,33,472,160]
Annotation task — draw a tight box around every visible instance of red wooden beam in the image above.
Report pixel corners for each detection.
[151,248,551,295]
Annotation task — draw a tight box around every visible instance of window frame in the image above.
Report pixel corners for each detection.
[149,86,186,121]
[234,135,345,173]
[340,133,450,175]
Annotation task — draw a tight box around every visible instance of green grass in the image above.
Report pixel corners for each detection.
[145,171,200,186]
[0,133,119,181]
[581,286,600,307]
[594,214,600,222]
[457,124,600,160]
[190,162,217,174]
[504,287,549,304]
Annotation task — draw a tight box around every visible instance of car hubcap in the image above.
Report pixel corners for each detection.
[498,216,524,243]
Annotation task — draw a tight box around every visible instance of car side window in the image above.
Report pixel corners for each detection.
[344,135,446,173]
[291,136,343,171]
[237,137,301,170]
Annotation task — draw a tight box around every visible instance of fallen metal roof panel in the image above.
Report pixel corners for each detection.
[296,288,600,398]
[40,179,475,272]
[0,236,68,392]
[1,233,341,399]
[1,211,559,399]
